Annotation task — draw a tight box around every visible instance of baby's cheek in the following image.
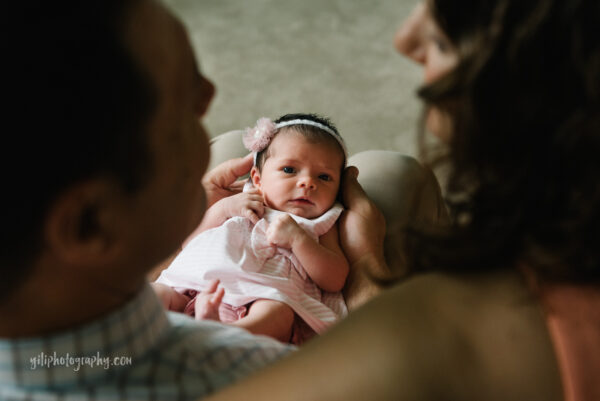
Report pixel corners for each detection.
[261,193,275,208]
[324,187,340,207]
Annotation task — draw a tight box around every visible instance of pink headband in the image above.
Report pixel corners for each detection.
[242,117,348,165]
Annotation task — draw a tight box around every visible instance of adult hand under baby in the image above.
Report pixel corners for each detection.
[202,153,254,208]
[338,166,386,266]
[339,166,389,309]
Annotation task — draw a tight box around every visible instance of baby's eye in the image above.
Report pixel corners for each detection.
[282,167,295,174]
[318,174,331,181]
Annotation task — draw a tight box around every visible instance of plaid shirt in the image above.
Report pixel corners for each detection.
[0,285,294,400]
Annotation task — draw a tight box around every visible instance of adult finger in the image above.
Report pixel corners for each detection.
[203,153,253,190]
[228,179,248,193]
[341,166,370,209]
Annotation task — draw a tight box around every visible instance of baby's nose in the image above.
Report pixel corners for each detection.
[298,176,316,190]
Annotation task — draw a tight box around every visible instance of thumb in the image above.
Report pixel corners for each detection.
[341,166,368,209]
[203,153,254,189]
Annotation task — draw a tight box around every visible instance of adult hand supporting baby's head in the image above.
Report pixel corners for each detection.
[202,153,254,208]
[339,167,386,265]
[339,166,389,309]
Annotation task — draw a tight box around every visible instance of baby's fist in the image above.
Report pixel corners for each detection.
[266,214,304,249]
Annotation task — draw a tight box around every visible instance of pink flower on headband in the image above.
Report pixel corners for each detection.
[243,117,277,153]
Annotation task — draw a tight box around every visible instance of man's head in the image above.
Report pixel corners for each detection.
[2,0,214,302]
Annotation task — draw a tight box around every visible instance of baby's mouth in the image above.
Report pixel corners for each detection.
[290,197,314,205]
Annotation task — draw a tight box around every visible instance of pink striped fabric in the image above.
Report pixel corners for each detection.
[156,203,348,337]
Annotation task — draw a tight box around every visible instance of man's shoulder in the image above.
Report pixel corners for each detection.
[164,311,294,362]
[127,312,295,397]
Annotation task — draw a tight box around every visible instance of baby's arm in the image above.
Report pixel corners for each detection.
[186,189,264,242]
[267,216,349,292]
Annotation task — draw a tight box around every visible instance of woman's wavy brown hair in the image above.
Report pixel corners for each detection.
[408,0,600,283]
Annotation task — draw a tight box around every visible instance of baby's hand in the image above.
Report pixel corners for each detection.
[223,189,264,224]
[266,214,305,249]
[194,279,225,321]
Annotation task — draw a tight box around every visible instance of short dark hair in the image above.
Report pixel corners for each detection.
[410,0,600,282]
[2,0,157,296]
[255,113,345,171]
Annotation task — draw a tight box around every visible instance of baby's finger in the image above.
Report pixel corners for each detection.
[249,201,265,217]
[277,214,290,223]
[205,279,220,293]
[244,187,260,195]
[247,194,264,202]
[211,287,225,305]
[275,214,294,227]
[244,208,260,224]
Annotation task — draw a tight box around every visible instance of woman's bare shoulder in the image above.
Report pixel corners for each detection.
[362,269,563,401]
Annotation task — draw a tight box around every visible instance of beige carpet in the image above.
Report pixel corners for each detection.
[164,0,423,158]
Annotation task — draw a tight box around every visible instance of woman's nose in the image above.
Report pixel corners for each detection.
[394,3,427,64]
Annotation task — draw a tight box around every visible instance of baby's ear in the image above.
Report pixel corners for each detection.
[250,166,262,189]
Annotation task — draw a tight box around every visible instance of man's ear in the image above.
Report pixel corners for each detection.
[44,179,120,266]
[250,166,262,189]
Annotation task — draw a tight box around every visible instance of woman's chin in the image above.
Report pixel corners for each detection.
[426,107,452,142]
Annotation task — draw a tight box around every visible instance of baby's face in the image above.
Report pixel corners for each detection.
[251,131,344,218]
